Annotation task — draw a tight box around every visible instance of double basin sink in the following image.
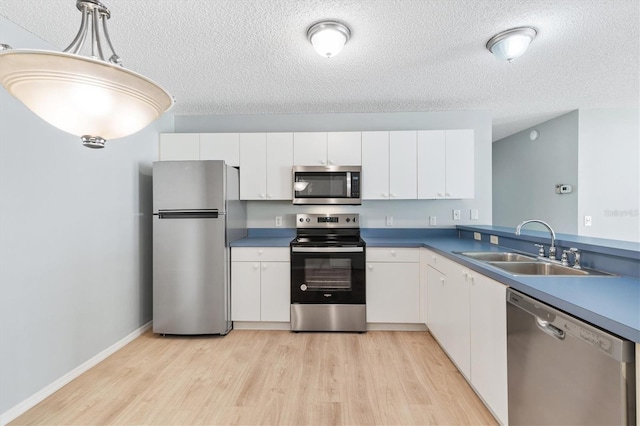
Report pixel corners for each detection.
[454,251,615,276]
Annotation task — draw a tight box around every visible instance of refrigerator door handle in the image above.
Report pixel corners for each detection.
[156,210,220,219]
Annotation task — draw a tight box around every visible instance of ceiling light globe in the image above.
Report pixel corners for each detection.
[487,27,537,62]
[307,21,351,58]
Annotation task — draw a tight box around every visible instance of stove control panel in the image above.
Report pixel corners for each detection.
[296,213,360,228]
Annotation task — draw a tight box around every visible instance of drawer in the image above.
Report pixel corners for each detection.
[366,247,420,263]
[232,247,289,262]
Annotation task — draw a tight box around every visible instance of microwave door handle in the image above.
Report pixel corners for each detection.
[346,172,351,197]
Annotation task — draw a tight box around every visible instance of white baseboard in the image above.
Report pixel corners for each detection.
[0,321,152,426]
[367,323,428,331]
[232,321,291,330]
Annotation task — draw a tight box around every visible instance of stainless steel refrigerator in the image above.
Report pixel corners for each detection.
[152,160,247,335]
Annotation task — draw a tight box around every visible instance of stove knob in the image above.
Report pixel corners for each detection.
[306,218,310,222]
[300,284,307,291]
[353,217,357,222]
[299,218,304,222]
[346,218,351,223]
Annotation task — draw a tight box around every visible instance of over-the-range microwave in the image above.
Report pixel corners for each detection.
[292,165,361,205]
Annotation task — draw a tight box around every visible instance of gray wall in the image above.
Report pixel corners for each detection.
[578,108,640,242]
[492,111,579,233]
[492,108,640,242]
[176,111,493,228]
[0,16,172,415]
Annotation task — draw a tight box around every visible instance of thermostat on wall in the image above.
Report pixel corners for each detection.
[555,184,573,194]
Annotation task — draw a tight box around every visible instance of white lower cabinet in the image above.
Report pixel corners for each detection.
[424,250,507,424]
[469,271,508,424]
[366,248,421,323]
[231,248,290,322]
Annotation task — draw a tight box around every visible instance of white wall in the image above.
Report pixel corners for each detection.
[578,108,640,242]
[0,16,173,416]
[176,111,493,228]
[492,111,579,233]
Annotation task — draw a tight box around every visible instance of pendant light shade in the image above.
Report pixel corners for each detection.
[307,21,351,58]
[0,0,173,148]
[486,27,537,62]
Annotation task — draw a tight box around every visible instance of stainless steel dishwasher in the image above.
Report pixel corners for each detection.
[507,289,636,425]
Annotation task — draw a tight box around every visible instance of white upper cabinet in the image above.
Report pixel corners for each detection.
[417,130,446,198]
[240,133,293,200]
[327,132,362,165]
[159,133,199,160]
[239,133,268,200]
[362,130,417,200]
[389,131,418,199]
[265,133,294,200]
[418,129,474,199]
[362,131,390,199]
[200,133,240,167]
[294,132,361,166]
[293,132,328,165]
[445,129,474,199]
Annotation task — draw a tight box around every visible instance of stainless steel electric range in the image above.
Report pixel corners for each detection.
[290,213,366,332]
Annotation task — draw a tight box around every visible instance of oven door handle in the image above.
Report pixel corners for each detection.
[291,246,364,253]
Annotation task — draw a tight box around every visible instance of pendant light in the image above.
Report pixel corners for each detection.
[0,0,173,149]
[307,21,351,58]
[486,27,537,62]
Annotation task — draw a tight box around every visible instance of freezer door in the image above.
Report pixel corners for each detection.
[153,160,226,211]
[153,214,230,335]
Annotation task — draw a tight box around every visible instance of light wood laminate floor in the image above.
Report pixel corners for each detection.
[11,330,497,425]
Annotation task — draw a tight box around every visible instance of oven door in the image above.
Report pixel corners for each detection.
[290,246,365,304]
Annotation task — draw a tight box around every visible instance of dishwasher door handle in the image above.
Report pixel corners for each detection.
[535,317,565,340]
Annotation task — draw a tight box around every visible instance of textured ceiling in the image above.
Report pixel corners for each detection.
[1,0,638,141]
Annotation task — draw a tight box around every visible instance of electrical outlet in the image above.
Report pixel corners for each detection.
[470,209,479,220]
[584,215,592,227]
[490,235,499,245]
[386,216,393,226]
[275,216,283,227]
[429,216,437,226]
[474,232,481,241]
[452,209,461,220]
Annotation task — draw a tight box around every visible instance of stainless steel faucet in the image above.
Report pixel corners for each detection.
[515,219,557,260]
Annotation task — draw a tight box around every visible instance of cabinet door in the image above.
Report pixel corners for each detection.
[445,129,474,199]
[470,273,508,424]
[260,261,291,322]
[361,131,390,199]
[293,132,328,165]
[417,130,446,199]
[159,133,199,161]
[231,262,261,321]
[327,132,361,165]
[389,131,417,199]
[426,265,447,344]
[239,133,267,200]
[200,133,240,166]
[446,266,471,379]
[366,262,420,323]
[266,133,294,200]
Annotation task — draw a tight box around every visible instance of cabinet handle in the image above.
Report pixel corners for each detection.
[368,264,373,270]
[258,249,263,255]
[391,250,396,256]
[267,194,272,199]
[391,193,396,198]
[253,263,259,269]
[260,194,265,199]
[432,256,437,262]
[440,277,445,285]
[437,193,444,198]
[328,160,334,165]
[320,160,326,165]
[445,192,451,197]
[382,193,388,197]
[262,264,268,270]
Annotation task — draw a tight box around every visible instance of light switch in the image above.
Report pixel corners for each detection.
[429,216,437,226]
[452,210,461,220]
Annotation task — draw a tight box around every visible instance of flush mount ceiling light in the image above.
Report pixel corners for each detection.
[307,21,351,58]
[0,0,173,149]
[486,27,537,62]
